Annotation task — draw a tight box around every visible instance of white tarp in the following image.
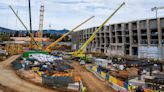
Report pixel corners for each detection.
[29,54,62,62]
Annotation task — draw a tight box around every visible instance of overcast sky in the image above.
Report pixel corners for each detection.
[0,0,164,30]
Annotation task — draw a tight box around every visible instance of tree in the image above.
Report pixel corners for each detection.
[14,31,19,37]
[0,34,13,41]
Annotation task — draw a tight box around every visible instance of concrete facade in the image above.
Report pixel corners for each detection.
[71,17,164,60]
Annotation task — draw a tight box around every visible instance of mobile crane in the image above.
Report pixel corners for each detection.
[45,16,95,53]
[72,2,125,58]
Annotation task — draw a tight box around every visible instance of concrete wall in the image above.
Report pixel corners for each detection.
[71,17,164,61]
[138,46,160,59]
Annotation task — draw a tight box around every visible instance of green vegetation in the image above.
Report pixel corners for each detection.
[50,34,71,42]
[0,34,13,41]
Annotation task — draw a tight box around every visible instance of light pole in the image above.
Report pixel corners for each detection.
[151,7,158,19]
[151,6,164,18]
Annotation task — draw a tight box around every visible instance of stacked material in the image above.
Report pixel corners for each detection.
[42,75,74,87]
[29,54,62,62]
[110,68,138,79]
[94,58,112,67]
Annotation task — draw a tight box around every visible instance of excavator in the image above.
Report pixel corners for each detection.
[45,16,95,53]
[72,2,125,61]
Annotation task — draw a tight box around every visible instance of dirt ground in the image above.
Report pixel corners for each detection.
[0,55,115,92]
[71,62,115,92]
[0,55,57,92]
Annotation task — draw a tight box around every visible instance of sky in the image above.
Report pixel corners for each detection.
[0,0,164,30]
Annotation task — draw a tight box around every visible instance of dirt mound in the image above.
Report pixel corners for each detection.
[51,44,71,51]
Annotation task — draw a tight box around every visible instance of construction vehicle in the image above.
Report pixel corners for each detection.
[72,2,125,59]
[45,16,95,53]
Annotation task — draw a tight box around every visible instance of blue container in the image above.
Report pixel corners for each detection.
[106,73,109,80]
[124,82,128,89]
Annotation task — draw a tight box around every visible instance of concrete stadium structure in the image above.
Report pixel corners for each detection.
[71,17,164,60]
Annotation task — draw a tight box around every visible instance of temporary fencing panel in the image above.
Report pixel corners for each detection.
[106,73,109,80]
[92,66,97,72]
[110,76,117,84]
[91,65,131,90]
[101,71,106,79]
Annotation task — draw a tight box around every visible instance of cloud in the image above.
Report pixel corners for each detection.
[0,0,164,30]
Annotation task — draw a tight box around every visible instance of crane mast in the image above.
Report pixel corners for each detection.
[28,0,33,49]
[72,2,125,57]
[38,0,44,49]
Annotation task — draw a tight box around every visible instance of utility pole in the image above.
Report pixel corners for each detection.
[28,0,33,49]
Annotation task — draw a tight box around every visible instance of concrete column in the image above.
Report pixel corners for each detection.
[129,22,132,56]
[137,21,141,58]
[158,18,162,46]
[122,24,126,56]
[137,21,141,45]
[146,19,151,46]
[115,24,118,44]
[109,25,112,54]
[122,24,125,43]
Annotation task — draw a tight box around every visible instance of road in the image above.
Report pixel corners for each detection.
[72,62,115,92]
[0,55,57,92]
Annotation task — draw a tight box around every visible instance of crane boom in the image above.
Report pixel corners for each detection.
[9,5,40,48]
[45,16,95,52]
[72,2,125,57]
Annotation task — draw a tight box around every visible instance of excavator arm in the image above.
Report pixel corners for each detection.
[72,2,125,57]
[45,16,95,52]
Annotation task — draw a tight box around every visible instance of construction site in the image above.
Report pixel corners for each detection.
[0,0,164,92]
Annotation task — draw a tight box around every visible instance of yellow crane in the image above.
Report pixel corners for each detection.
[45,16,95,52]
[72,2,125,58]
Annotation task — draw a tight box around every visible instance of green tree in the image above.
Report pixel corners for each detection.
[14,31,19,37]
[0,34,13,41]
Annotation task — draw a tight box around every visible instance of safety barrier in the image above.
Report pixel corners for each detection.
[90,65,136,91]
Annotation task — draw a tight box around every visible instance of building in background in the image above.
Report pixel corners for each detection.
[71,17,164,60]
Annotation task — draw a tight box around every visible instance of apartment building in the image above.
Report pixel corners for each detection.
[71,17,164,60]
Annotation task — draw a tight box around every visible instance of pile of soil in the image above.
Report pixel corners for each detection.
[51,44,71,51]
[86,52,106,58]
